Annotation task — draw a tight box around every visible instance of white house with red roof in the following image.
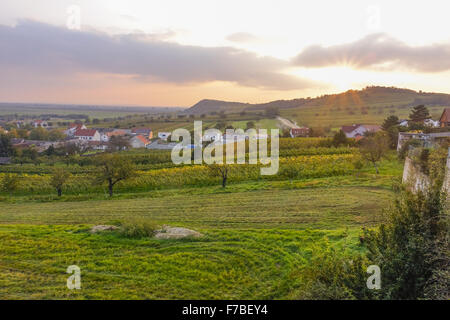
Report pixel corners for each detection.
[74,129,101,141]
[65,123,87,136]
[31,120,49,128]
[341,124,381,138]
[290,127,310,138]
[130,135,150,148]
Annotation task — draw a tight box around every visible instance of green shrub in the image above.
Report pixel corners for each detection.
[119,219,158,238]
[292,247,372,300]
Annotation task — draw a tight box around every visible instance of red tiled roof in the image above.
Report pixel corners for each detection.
[134,135,150,145]
[440,108,450,123]
[74,129,98,137]
[341,125,360,133]
[69,123,83,129]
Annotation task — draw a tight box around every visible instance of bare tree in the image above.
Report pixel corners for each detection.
[208,164,231,188]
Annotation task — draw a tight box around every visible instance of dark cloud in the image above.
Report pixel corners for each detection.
[293,33,450,72]
[0,20,319,90]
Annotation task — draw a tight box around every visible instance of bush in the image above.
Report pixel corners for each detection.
[364,187,448,299]
[119,219,158,238]
[292,247,372,300]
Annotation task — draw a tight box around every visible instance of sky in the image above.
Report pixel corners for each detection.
[1,0,450,106]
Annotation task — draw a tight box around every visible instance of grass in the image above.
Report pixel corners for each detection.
[0,180,394,299]
[0,186,391,228]
[0,225,361,299]
[0,149,402,299]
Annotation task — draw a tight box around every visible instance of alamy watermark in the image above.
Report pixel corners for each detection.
[66,5,81,30]
[366,265,381,290]
[170,121,279,175]
[67,265,81,290]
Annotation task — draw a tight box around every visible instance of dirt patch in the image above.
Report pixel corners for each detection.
[154,226,202,239]
[90,225,119,233]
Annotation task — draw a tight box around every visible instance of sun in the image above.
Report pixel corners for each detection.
[293,66,363,91]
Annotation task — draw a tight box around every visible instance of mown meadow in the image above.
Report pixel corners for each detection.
[0,137,404,299]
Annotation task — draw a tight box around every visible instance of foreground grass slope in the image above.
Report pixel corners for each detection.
[0,183,393,299]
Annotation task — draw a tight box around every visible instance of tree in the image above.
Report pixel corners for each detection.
[409,105,430,122]
[108,135,130,151]
[214,121,227,131]
[93,153,136,197]
[246,121,255,130]
[332,130,348,147]
[29,127,49,140]
[381,115,399,130]
[0,134,13,157]
[1,173,20,196]
[381,116,400,150]
[48,129,65,141]
[50,168,71,197]
[208,164,231,188]
[359,132,389,174]
[265,106,279,118]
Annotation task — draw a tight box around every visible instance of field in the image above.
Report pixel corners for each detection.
[281,103,448,128]
[0,134,403,299]
[0,184,394,299]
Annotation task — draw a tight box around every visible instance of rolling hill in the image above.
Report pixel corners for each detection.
[184,86,450,127]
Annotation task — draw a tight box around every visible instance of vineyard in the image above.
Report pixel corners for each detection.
[0,138,363,196]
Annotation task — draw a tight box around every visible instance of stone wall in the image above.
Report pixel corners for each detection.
[402,156,430,192]
[402,147,450,194]
[443,148,450,192]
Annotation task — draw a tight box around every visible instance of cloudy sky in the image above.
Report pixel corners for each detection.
[1,0,450,106]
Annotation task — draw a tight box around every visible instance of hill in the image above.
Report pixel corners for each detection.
[185,87,450,113]
[184,86,450,127]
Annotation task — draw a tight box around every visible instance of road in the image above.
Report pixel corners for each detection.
[276,116,299,129]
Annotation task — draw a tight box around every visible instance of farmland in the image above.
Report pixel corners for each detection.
[0,134,404,299]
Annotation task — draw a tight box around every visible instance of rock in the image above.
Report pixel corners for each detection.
[90,225,119,233]
[154,226,202,239]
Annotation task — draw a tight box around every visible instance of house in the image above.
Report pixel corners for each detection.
[158,132,172,141]
[132,128,153,139]
[203,132,223,142]
[91,128,114,142]
[397,131,450,151]
[31,120,49,128]
[439,108,450,127]
[399,119,409,127]
[130,135,150,148]
[106,129,129,139]
[424,119,440,128]
[290,127,310,138]
[12,120,25,128]
[65,123,86,136]
[74,129,101,141]
[341,124,381,138]
[88,141,108,151]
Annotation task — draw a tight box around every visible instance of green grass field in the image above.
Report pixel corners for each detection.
[0,133,405,299]
[0,168,398,299]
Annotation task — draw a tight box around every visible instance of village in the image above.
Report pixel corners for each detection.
[0,107,449,165]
